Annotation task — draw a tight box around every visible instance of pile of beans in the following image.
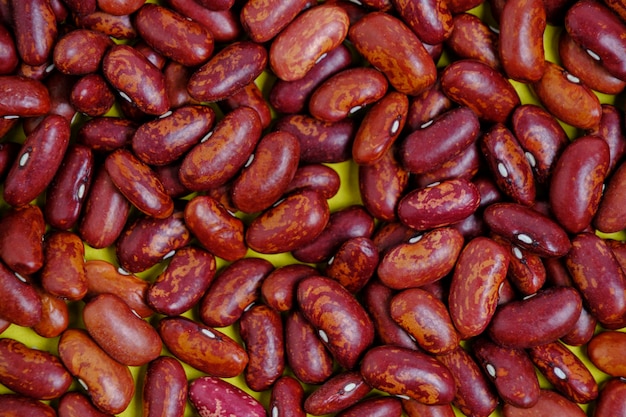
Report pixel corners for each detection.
[0,0,625,416]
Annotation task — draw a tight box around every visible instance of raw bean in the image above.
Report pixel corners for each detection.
[297,275,374,369]
[0,76,51,118]
[588,104,626,174]
[132,105,215,166]
[565,0,626,81]
[437,347,499,417]
[158,316,248,378]
[528,341,598,403]
[0,204,45,276]
[440,59,521,123]
[359,147,410,221]
[587,330,626,377]
[261,264,318,312]
[166,0,242,43]
[163,61,196,109]
[286,164,341,199]
[147,246,216,316]
[349,11,437,95]
[502,389,587,417]
[40,231,87,301]
[415,142,482,189]
[21,71,77,134]
[78,167,130,249]
[188,377,265,417]
[594,378,626,417]
[531,61,602,129]
[269,376,306,417]
[594,160,626,233]
[449,236,510,339]
[565,232,626,328]
[246,189,331,254]
[0,23,18,74]
[0,338,72,400]
[195,0,234,10]
[481,123,536,206]
[360,345,456,404]
[401,400,456,417]
[102,44,169,116]
[304,371,371,415]
[239,304,285,392]
[0,260,42,327]
[12,0,57,66]
[184,195,247,262]
[142,357,187,417]
[84,260,153,318]
[488,286,582,348]
[77,117,136,152]
[62,0,96,14]
[179,106,262,191]
[241,0,310,43]
[269,4,349,81]
[445,13,500,70]
[187,41,266,102]
[104,148,174,219]
[231,131,300,213]
[391,287,459,354]
[0,394,56,417]
[499,0,546,82]
[70,73,115,117]
[325,236,379,293]
[221,81,272,129]
[472,337,540,408]
[285,309,334,385]
[53,29,113,75]
[32,286,69,338]
[199,257,273,327]
[135,4,213,67]
[397,178,481,231]
[549,135,609,233]
[337,396,403,417]
[75,11,137,39]
[4,114,70,207]
[58,391,114,417]
[483,202,571,257]
[405,80,453,131]
[97,0,144,15]
[560,305,597,346]
[58,328,135,415]
[494,236,546,295]
[604,0,626,20]
[292,205,375,263]
[393,0,453,45]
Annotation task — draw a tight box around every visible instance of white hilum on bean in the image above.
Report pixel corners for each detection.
[318,329,329,343]
[554,367,567,380]
[271,406,279,417]
[343,382,357,393]
[497,162,509,178]
[315,52,327,64]
[566,73,581,84]
[512,246,524,260]
[486,363,497,378]
[517,233,534,245]
[19,152,29,167]
[586,49,601,61]
[390,119,400,135]
[118,91,132,102]
[525,151,537,168]
[201,328,217,339]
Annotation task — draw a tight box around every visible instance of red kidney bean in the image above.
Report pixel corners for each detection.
[179,106,262,191]
[12,0,57,66]
[78,167,131,249]
[0,76,51,118]
[84,260,153,318]
[147,246,215,316]
[361,345,456,404]
[231,131,300,213]
[594,378,626,417]
[133,40,167,70]
[135,4,213,67]
[446,13,500,70]
[595,160,626,233]
[269,376,306,417]
[163,61,196,109]
[58,391,114,417]
[158,316,248,378]
[529,341,598,403]
[297,275,374,369]
[449,236,510,339]
[53,29,113,75]
[187,41,266,102]
[241,0,309,43]
[104,148,174,219]
[503,389,587,417]
[188,377,265,417]
[472,337,540,408]
[32,286,69,338]
[405,80,453,131]
[166,0,242,43]
[103,44,169,115]
[378,227,463,290]
[304,371,371,415]
[58,328,135,415]
[260,264,317,312]
[77,117,137,152]
[325,236,378,293]
[566,232,626,328]
[199,257,273,327]
[493,235,546,295]
[0,394,56,417]
[21,71,77,134]
[402,399,456,417]
[398,178,481,231]
[285,309,334,384]
[349,12,437,95]
[0,338,72,400]
[483,202,571,257]
[400,106,480,175]
[221,81,272,129]
[337,396,402,417]
[0,259,42,327]
[40,231,86,301]
[415,141,482,190]
[550,135,609,233]
[44,144,94,230]
[561,305,597,346]
[62,0,96,14]
[4,114,70,207]
[239,304,285,392]
[292,205,374,263]
[589,104,626,174]
[531,61,602,129]
[391,287,459,354]
[440,59,521,123]
[286,163,341,200]
[74,9,137,38]
[97,0,144,15]
[588,330,626,377]
[70,73,115,117]
[195,0,234,10]
[0,23,18,75]
[184,195,247,262]
[481,123,536,206]
[273,114,356,163]
[359,147,410,221]
[142,356,187,417]
[398,0,453,44]
[488,286,582,348]
[565,0,626,81]
[0,204,45,276]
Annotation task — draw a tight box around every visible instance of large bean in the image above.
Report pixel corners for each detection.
[502,389,586,417]
[594,378,626,417]
[587,330,626,377]
[269,376,306,417]
[446,13,500,70]
[0,204,45,276]
[40,231,87,301]
[12,0,57,66]
[594,160,626,233]
[393,0,453,45]
[325,236,379,293]
[261,264,317,312]
[58,391,114,417]
[53,29,113,75]
[241,0,309,43]
[188,377,265,417]
[142,357,187,417]
[0,76,51,118]
[304,371,371,415]
[0,395,56,417]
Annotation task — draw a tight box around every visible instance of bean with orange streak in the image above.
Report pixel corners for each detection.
[52,29,113,75]
[33,286,69,338]
[241,0,310,43]
[167,0,243,43]
[142,357,188,417]
[325,236,378,293]
[446,13,501,70]
[304,372,371,415]
[491,234,545,295]
[0,395,57,417]
[58,391,115,417]
[401,399,456,417]
[393,0,453,45]
[222,81,273,129]
[0,205,46,277]
[587,330,626,377]
[261,264,317,312]
[12,0,57,66]
[594,378,626,417]
[40,231,86,301]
